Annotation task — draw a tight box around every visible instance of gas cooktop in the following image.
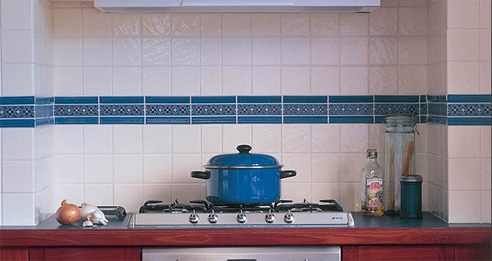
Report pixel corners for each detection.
[130,199,354,228]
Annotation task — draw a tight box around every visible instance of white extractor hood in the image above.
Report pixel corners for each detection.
[94,0,380,13]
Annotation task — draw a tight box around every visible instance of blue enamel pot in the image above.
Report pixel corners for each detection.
[191,145,296,205]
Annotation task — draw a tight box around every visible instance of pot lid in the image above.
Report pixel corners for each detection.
[206,145,281,169]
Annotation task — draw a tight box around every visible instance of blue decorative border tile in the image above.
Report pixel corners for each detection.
[0,96,35,105]
[329,104,373,116]
[55,104,99,117]
[284,96,327,103]
[330,116,373,124]
[0,105,35,118]
[238,116,282,124]
[146,117,191,124]
[238,104,281,116]
[192,116,236,124]
[55,97,98,104]
[192,104,236,116]
[147,104,190,116]
[100,105,144,116]
[284,104,327,116]
[447,117,491,126]
[284,116,328,124]
[192,96,235,104]
[375,103,419,116]
[0,119,35,128]
[55,117,98,125]
[329,96,373,103]
[448,94,491,103]
[448,104,491,117]
[100,96,143,104]
[238,96,281,103]
[100,117,144,124]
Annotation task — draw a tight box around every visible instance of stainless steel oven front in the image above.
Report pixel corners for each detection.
[142,246,341,261]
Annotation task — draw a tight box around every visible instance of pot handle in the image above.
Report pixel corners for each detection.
[191,171,211,180]
[280,170,296,179]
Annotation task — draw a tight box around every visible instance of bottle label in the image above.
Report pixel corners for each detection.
[366,178,383,207]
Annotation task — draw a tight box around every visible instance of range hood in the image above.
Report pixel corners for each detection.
[94,0,380,13]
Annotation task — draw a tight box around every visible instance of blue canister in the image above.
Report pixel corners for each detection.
[400,175,423,219]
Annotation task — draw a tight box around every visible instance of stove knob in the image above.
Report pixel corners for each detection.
[208,213,219,224]
[237,213,247,224]
[265,213,276,224]
[284,213,295,223]
[189,213,200,224]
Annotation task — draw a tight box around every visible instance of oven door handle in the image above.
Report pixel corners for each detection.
[227,259,257,261]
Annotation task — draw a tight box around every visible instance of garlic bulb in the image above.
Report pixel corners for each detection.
[89,209,109,225]
[82,220,94,227]
[80,203,99,219]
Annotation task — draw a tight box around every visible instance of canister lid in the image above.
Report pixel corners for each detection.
[400,175,423,183]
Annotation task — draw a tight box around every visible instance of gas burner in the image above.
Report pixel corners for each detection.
[139,200,208,213]
[275,199,344,213]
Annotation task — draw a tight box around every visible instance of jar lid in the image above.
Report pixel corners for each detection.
[401,175,423,183]
[205,145,282,169]
[385,114,415,124]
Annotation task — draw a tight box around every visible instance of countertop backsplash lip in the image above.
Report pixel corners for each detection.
[0,94,490,127]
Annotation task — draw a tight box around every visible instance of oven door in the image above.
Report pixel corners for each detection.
[142,246,341,261]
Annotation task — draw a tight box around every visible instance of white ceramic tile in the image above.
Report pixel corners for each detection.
[1,0,32,30]
[172,125,201,153]
[142,67,171,96]
[311,38,339,65]
[340,67,368,94]
[54,125,83,154]
[53,8,81,37]
[448,159,480,190]
[481,159,491,190]
[223,125,252,153]
[34,126,54,160]
[311,14,339,36]
[340,14,369,36]
[480,30,491,61]
[144,184,172,203]
[112,37,141,66]
[222,14,251,36]
[114,184,143,213]
[447,29,480,61]
[311,124,340,153]
[54,155,84,183]
[399,37,427,65]
[339,183,361,212]
[82,8,111,37]
[113,125,143,153]
[481,191,491,223]
[415,124,428,153]
[480,126,491,157]
[172,154,202,183]
[400,66,428,94]
[143,154,172,183]
[340,153,366,182]
[282,37,310,65]
[369,7,398,36]
[281,183,311,202]
[480,0,491,29]
[172,67,200,95]
[201,67,222,95]
[223,67,252,95]
[142,14,171,36]
[172,14,200,37]
[143,125,172,154]
[34,156,54,192]
[281,67,310,95]
[340,125,369,153]
[2,194,35,225]
[369,37,398,65]
[312,154,340,182]
[312,183,340,202]
[480,62,491,94]
[54,37,81,66]
[84,125,113,154]
[447,0,480,29]
[2,128,33,160]
[172,184,206,203]
[340,37,368,65]
[252,14,281,36]
[281,14,309,36]
[200,14,221,37]
[2,161,33,193]
[84,154,113,183]
[83,38,111,66]
[311,66,339,95]
[113,67,142,95]
[252,67,281,95]
[201,125,222,153]
[113,154,142,183]
[1,31,33,63]
[83,67,112,96]
[448,191,481,223]
[252,38,281,65]
[172,38,200,66]
[399,7,427,36]
[252,125,281,153]
[282,125,310,153]
[54,67,82,96]
[448,126,481,158]
[201,38,221,66]
[84,184,113,206]
[369,66,398,94]
[2,64,34,96]
[142,38,171,66]
[222,38,251,66]
[447,62,480,94]
[112,14,141,36]
[281,154,310,183]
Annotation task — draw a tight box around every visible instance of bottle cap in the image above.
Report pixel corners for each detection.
[367,149,377,158]
[400,174,423,183]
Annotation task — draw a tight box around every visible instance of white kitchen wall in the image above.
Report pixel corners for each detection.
[48,0,430,213]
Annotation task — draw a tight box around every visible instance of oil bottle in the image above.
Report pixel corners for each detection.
[361,149,384,217]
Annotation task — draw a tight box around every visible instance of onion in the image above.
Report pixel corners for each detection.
[55,200,81,225]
